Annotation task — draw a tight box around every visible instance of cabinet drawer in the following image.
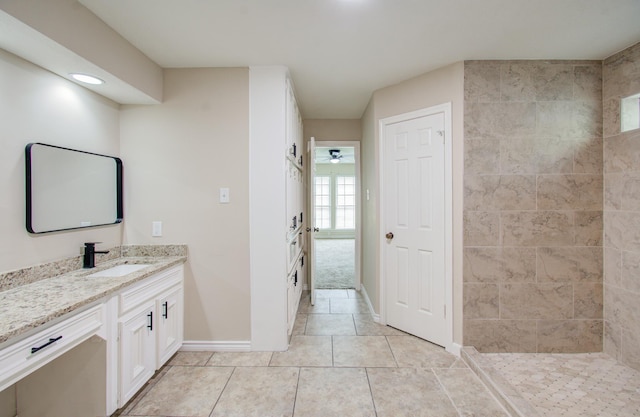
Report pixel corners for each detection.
[0,304,103,392]
[119,265,183,315]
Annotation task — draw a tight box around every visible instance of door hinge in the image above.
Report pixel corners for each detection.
[438,130,445,144]
[444,304,447,318]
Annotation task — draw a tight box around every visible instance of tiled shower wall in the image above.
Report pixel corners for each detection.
[463,60,603,352]
[603,42,640,371]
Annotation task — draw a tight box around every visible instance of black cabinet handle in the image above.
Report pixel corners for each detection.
[147,311,153,331]
[31,336,63,354]
[162,301,168,319]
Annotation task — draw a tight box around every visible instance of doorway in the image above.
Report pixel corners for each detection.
[309,141,361,298]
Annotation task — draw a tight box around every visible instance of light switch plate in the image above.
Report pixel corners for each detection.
[152,221,162,237]
[220,187,230,203]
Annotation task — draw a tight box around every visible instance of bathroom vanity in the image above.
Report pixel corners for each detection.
[0,250,186,416]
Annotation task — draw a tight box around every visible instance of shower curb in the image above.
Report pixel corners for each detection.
[461,346,542,417]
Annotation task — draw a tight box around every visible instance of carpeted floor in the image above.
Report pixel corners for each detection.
[314,239,355,289]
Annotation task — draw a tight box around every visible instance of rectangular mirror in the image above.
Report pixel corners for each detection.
[25,143,123,234]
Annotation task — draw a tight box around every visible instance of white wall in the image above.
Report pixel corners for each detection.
[0,48,121,273]
[120,68,251,343]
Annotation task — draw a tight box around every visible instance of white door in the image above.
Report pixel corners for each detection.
[383,109,448,347]
[308,136,317,305]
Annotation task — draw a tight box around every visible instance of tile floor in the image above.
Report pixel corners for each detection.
[481,352,640,417]
[113,289,509,417]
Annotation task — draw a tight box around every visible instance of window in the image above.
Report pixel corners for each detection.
[314,176,331,229]
[335,176,355,229]
[314,174,356,231]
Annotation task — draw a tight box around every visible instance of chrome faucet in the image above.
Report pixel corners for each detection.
[83,242,109,269]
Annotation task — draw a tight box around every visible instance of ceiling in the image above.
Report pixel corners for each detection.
[70,0,640,118]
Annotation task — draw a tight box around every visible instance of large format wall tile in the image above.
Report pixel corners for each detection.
[463,60,604,354]
[500,283,573,320]
[536,247,603,283]
[463,247,536,283]
[501,211,574,246]
[537,320,602,353]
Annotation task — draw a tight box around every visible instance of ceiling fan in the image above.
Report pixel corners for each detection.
[327,149,342,164]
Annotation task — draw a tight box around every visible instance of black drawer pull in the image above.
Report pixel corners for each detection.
[162,301,168,319]
[31,336,63,354]
[147,311,153,331]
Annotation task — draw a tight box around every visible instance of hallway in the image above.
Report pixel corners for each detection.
[113,290,508,417]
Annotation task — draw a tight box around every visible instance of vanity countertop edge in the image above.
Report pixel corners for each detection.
[0,256,187,346]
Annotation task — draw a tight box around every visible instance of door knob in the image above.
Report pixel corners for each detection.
[385,232,394,240]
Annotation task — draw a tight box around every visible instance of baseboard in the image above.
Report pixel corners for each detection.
[180,340,251,352]
[448,342,462,357]
[359,285,380,323]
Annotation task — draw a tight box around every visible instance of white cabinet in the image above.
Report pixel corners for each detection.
[118,265,184,406]
[249,66,305,350]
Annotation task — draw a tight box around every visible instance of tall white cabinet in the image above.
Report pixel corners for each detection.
[249,66,305,351]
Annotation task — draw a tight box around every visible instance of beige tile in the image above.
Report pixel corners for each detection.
[464,61,501,102]
[463,211,500,246]
[603,130,640,173]
[465,102,536,139]
[603,319,622,360]
[603,97,621,138]
[574,283,603,319]
[572,100,602,139]
[575,210,602,246]
[386,335,458,368]
[605,171,640,211]
[464,175,536,211]
[294,368,375,417]
[129,366,232,416]
[536,247,603,282]
[537,320,603,353]
[463,319,537,353]
[463,283,499,319]
[621,250,640,293]
[573,137,603,174]
[210,367,298,417]
[463,247,536,283]
[464,139,500,175]
[353,314,407,336]
[500,137,537,174]
[297,296,330,314]
[621,326,640,371]
[501,211,574,246]
[435,368,509,417]
[305,314,355,335]
[314,289,349,298]
[333,336,397,367]
[533,64,573,101]
[604,285,640,333]
[536,137,575,174]
[604,247,622,287]
[500,283,573,320]
[537,174,603,210]
[207,351,273,367]
[500,63,535,102]
[329,298,370,314]
[269,336,332,367]
[537,101,574,138]
[168,351,212,366]
[574,65,602,101]
[292,313,307,335]
[367,368,458,417]
[605,211,640,251]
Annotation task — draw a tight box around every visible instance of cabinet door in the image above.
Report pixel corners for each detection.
[156,285,184,368]
[119,300,156,406]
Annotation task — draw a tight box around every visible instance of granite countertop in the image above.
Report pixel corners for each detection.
[0,255,186,346]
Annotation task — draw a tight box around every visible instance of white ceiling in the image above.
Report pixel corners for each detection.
[78,0,640,119]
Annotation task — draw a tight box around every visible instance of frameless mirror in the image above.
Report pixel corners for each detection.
[25,143,123,234]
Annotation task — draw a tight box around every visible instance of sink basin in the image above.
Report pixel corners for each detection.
[88,264,151,277]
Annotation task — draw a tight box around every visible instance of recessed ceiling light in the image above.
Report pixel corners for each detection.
[69,73,105,85]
